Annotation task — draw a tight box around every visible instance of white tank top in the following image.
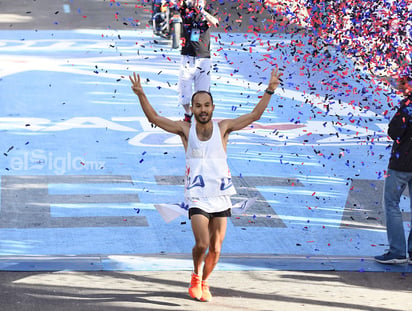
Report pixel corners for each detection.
[185,121,236,198]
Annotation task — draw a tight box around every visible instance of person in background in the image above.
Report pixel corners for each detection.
[375,67,412,264]
[177,0,219,122]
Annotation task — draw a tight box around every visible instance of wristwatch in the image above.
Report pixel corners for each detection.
[265,88,274,95]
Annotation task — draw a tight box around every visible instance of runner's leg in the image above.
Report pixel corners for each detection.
[178,56,195,114]
[190,214,210,275]
[202,216,227,281]
[194,58,211,93]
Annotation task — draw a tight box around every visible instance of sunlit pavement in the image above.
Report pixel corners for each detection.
[1,269,411,311]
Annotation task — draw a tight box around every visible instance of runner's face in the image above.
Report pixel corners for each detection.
[191,93,214,124]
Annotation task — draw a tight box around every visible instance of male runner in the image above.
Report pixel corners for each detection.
[129,68,282,301]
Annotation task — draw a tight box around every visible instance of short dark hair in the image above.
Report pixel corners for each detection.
[191,90,214,106]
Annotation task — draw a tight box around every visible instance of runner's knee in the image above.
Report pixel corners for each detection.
[194,241,209,253]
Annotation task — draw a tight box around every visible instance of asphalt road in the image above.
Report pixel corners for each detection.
[1,269,412,311]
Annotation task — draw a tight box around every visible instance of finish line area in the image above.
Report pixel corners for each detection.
[0,28,410,272]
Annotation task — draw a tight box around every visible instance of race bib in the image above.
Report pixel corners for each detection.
[190,28,200,42]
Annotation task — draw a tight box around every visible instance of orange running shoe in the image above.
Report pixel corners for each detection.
[200,280,212,302]
[188,273,202,300]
